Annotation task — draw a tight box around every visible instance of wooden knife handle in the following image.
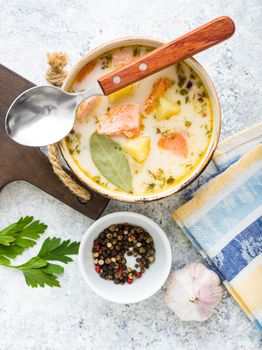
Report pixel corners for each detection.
[98,16,235,95]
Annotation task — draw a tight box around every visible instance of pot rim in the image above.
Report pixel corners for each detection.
[59,36,221,203]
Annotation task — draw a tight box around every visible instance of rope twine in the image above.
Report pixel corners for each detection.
[46,52,90,201]
[45,52,69,87]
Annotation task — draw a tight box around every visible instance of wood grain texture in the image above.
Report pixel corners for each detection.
[0,64,109,219]
[98,16,235,95]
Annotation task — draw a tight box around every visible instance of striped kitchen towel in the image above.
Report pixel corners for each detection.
[173,122,262,330]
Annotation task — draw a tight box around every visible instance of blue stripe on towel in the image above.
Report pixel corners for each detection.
[179,223,227,281]
[212,216,262,281]
[254,319,262,332]
[188,171,262,250]
[217,155,241,173]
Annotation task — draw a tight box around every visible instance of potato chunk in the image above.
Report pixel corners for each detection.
[156,97,181,120]
[108,84,135,104]
[122,135,150,163]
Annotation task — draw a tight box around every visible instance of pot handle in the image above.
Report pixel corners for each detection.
[98,16,235,95]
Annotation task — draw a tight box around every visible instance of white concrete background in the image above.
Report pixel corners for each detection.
[0,0,261,349]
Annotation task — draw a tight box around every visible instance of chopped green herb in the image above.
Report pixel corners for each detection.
[66,133,81,156]
[101,52,113,69]
[185,120,192,128]
[167,176,175,185]
[202,90,208,98]
[65,136,72,144]
[148,169,156,180]
[186,81,193,89]
[93,175,101,183]
[147,169,167,189]
[197,81,203,88]
[133,46,141,57]
[176,63,187,87]
[145,47,154,53]
[185,96,190,104]
[162,129,171,135]
[75,133,81,141]
[147,183,156,189]
[180,89,188,96]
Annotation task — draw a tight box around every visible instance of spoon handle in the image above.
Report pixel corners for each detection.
[98,16,235,95]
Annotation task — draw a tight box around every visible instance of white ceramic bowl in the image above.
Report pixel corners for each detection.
[78,212,172,303]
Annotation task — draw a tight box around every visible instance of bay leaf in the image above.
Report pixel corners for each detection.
[90,132,132,192]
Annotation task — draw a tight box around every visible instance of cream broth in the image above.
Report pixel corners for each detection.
[64,46,213,196]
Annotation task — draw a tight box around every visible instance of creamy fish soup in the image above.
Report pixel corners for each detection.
[63,45,213,196]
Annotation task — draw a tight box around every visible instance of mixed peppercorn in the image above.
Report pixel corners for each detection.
[92,223,156,284]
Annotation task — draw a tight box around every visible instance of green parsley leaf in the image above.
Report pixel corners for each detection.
[38,237,80,264]
[18,256,47,270]
[0,217,79,288]
[16,257,58,288]
[22,268,61,288]
[15,237,79,288]
[17,257,63,288]
[42,263,64,275]
[0,217,47,265]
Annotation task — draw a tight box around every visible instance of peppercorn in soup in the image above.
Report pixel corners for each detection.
[63,45,213,195]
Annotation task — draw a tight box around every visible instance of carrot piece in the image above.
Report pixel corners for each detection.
[144,77,172,114]
[76,60,97,82]
[158,131,188,157]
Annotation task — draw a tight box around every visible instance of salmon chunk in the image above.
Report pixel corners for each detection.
[112,48,135,68]
[144,77,172,114]
[76,96,102,123]
[158,131,188,157]
[97,104,141,138]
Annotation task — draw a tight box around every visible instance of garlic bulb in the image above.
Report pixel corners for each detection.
[165,263,223,322]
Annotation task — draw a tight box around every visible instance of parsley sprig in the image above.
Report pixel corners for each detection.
[0,216,47,265]
[0,217,80,288]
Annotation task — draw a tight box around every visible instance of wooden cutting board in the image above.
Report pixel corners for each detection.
[0,64,109,219]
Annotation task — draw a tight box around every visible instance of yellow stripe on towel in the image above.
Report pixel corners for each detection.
[231,256,262,316]
[214,122,262,157]
[225,283,253,317]
[173,144,262,222]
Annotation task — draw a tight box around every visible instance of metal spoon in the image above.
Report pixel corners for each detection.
[5,16,234,147]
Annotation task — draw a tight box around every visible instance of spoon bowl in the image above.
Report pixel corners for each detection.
[5,86,81,147]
